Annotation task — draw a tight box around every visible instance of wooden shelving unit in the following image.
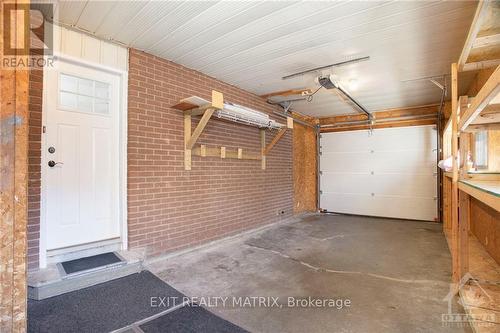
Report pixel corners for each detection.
[172,90,293,170]
[459,65,500,131]
[443,30,500,328]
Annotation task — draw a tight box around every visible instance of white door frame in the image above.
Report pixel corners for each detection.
[39,53,128,268]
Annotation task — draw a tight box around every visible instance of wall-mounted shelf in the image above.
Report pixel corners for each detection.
[459,65,500,131]
[172,90,293,170]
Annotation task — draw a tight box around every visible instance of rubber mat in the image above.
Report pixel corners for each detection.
[140,305,249,333]
[28,271,184,333]
[61,252,122,275]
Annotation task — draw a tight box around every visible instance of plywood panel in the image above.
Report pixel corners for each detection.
[293,122,317,213]
[0,1,30,330]
[470,198,500,265]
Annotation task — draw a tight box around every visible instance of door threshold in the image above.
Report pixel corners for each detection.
[47,238,122,265]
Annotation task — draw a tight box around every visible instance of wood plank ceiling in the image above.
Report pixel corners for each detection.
[43,0,478,117]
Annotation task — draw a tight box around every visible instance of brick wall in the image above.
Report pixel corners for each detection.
[127,48,293,256]
[26,47,293,270]
[27,35,44,270]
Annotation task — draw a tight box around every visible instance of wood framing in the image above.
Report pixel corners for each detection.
[459,65,500,131]
[458,0,500,72]
[319,104,439,124]
[450,63,460,283]
[318,104,439,132]
[0,1,30,330]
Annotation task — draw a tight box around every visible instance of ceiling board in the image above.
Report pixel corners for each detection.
[54,0,478,117]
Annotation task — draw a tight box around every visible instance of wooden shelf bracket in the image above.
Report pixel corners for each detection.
[176,90,292,170]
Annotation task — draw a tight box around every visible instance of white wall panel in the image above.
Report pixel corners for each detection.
[49,23,128,71]
[320,125,438,221]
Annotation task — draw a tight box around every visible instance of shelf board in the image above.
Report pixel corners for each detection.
[458,179,500,212]
[459,65,500,131]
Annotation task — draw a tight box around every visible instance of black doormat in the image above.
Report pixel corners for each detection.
[140,305,249,333]
[61,252,123,275]
[28,271,184,333]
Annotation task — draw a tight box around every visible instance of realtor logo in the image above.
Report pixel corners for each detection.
[2,3,52,55]
[442,272,496,328]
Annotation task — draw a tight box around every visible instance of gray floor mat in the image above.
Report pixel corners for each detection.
[28,271,184,333]
[61,252,122,274]
[140,305,249,333]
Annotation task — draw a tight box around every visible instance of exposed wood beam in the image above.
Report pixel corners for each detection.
[458,0,492,71]
[318,104,439,126]
[260,88,312,99]
[264,128,288,155]
[320,118,436,133]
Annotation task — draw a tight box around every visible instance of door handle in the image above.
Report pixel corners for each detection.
[48,160,63,167]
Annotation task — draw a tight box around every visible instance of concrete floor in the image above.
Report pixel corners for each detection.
[147,214,472,333]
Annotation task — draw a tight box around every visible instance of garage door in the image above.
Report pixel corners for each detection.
[320,125,437,221]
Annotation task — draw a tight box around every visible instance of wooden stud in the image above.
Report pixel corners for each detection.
[287,117,294,129]
[451,63,460,283]
[260,129,266,170]
[459,191,470,278]
[238,148,243,159]
[264,128,287,155]
[184,114,192,170]
[200,144,206,157]
[220,146,226,159]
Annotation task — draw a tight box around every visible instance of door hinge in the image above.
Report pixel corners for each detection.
[43,126,46,133]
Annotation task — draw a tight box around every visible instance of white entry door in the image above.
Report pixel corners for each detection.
[43,59,121,250]
[320,125,437,221]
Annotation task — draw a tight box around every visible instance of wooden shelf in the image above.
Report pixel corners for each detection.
[172,90,292,170]
[458,179,500,212]
[459,65,500,131]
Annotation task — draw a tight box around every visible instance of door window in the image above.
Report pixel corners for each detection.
[59,73,111,115]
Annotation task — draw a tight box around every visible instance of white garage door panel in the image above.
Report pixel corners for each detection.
[321,126,437,152]
[321,151,436,173]
[320,125,437,221]
[321,193,437,221]
[322,173,437,197]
